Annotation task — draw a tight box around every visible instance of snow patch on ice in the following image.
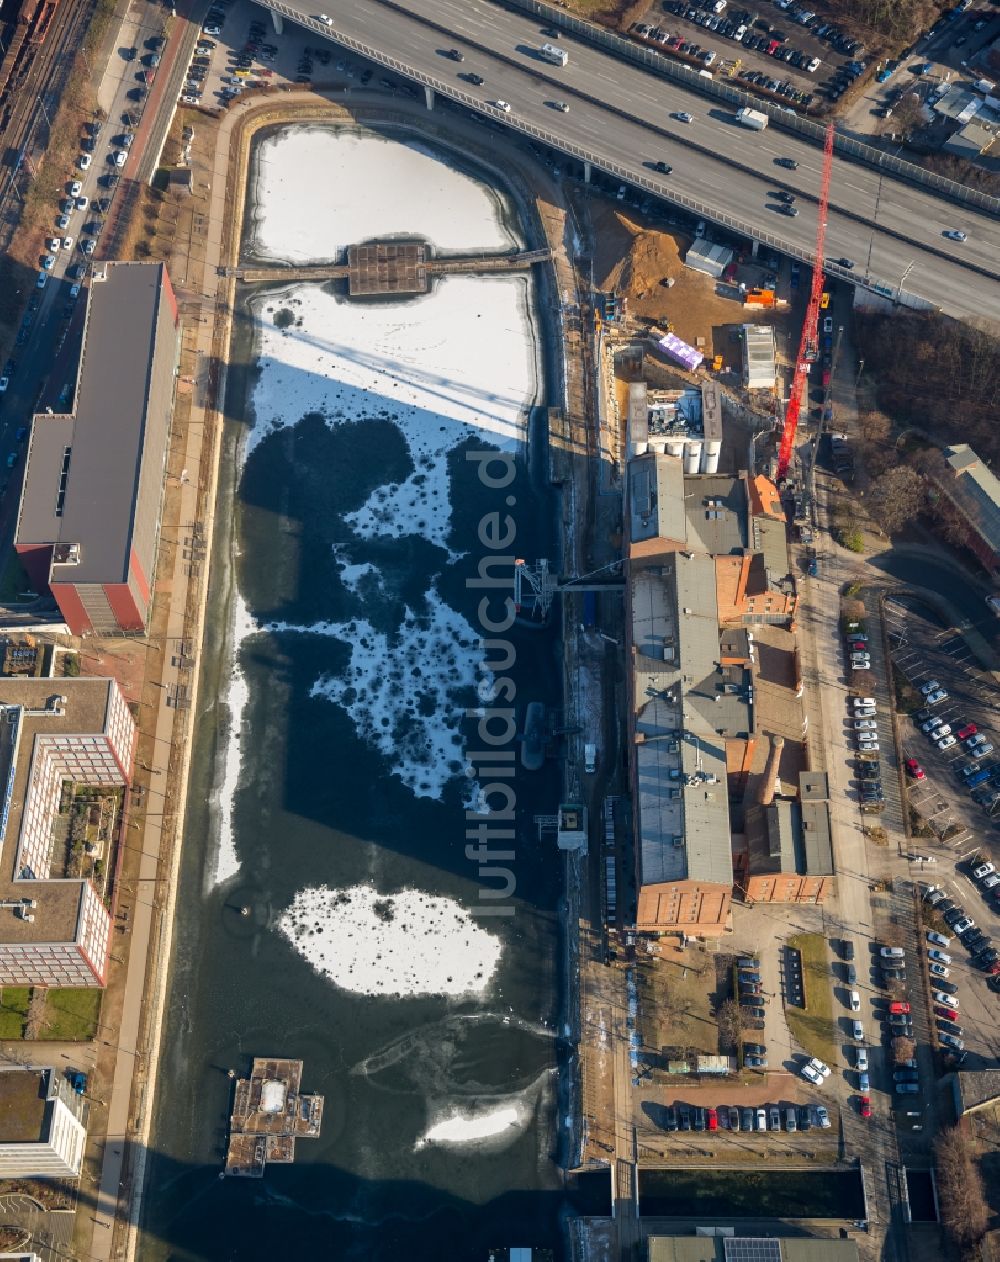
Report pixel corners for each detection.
[276,883,502,997]
[211,587,256,888]
[250,127,522,263]
[266,583,482,800]
[416,1104,522,1150]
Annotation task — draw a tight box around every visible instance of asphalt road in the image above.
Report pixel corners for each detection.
[258,0,1000,319]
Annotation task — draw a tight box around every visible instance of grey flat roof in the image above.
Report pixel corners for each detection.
[753,516,791,583]
[800,770,830,801]
[684,474,748,555]
[17,263,169,584]
[633,555,733,889]
[746,796,833,878]
[701,380,723,446]
[801,799,834,875]
[649,1238,860,1262]
[629,452,685,546]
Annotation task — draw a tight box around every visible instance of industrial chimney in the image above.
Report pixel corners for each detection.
[759,733,785,806]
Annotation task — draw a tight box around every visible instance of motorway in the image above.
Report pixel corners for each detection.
[265,0,1000,320]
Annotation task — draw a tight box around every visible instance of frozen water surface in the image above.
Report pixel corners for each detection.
[213,128,538,885]
[248,276,537,553]
[276,883,502,997]
[249,126,523,263]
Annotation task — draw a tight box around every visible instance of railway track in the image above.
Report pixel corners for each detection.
[0,0,96,255]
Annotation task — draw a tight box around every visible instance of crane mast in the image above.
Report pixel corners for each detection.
[776,121,836,482]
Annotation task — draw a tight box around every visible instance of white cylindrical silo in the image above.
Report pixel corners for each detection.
[684,439,702,475]
[665,436,685,460]
[701,439,722,474]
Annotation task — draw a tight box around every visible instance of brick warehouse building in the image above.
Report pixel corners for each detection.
[15,262,180,635]
[0,677,136,987]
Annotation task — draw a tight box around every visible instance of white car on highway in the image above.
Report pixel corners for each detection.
[494,99,511,112]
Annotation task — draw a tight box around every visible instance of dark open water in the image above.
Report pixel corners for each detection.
[140,137,574,1262]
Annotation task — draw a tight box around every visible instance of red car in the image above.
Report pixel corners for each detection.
[889,1001,911,1015]
[935,1005,959,1020]
[707,1107,718,1131]
[847,641,867,651]
[957,723,978,741]
[905,758,925,779]
[859,1095,872,1119]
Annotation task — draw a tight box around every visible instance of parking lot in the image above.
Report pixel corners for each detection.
[176,0,385,111]
[628,0,868,110]
[872,593,1000,1067]
[886,594,1000,849]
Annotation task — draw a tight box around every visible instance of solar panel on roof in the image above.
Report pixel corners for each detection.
[724,1240,782,1262]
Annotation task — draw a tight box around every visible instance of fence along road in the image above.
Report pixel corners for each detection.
[259,0,1000,321]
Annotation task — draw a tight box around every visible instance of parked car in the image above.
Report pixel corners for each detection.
[928,931,951,948]
[906,759,925,779]
[974,862,996,880]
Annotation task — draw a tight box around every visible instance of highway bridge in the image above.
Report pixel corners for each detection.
[254,0,1000,321]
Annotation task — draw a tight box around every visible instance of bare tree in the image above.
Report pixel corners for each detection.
[717,998,741,1051]
[891,1036,915,1064]
[867,465,926,535]
[891,93,926,140]
[936,1126,989,1253]
[858,410,894,446]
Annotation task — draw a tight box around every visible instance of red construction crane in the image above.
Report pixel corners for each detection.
[776,121,836,482]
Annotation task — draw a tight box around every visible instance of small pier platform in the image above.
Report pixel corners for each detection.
[224,1057,324,1178]
[348,240,428,295]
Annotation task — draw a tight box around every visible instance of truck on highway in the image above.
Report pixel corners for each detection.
[736,107,768,130]
[539,42,569,66]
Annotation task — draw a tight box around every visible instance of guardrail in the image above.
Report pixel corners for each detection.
[499,0,1000,216]
[260,1,937,307]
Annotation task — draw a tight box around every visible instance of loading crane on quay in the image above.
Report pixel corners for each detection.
[776,121,836,483]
